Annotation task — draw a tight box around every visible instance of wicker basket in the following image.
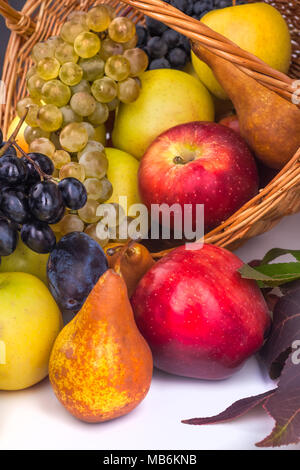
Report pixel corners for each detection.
[0,0,299,252]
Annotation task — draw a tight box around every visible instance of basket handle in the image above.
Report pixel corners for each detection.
[0,0,35,36]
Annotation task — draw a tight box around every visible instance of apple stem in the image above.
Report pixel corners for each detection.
[173,155,195,165]
[173,156,185,165]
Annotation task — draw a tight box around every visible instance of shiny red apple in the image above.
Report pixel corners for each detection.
[131,244,271,380]
[138,122,258,233]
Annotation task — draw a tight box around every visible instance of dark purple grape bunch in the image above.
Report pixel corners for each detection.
[0,129,87,258]
[137,0,246,70]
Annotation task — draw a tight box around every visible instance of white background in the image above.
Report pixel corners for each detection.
[1,212,300,450]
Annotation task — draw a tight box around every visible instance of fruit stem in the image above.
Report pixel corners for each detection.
[113,239,138,275]
[173,154,195,165]
[0,108,29,157]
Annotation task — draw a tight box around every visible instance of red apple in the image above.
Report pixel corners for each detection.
[131,244,271,380]
[138,122,258,233]
[219,114,240,135]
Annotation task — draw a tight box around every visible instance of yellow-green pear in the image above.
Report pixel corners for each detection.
[192,2,291,99]
[112,69,214,159]
[105,147,141,214]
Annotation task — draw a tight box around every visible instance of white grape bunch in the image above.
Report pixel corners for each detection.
[18,5,148,245]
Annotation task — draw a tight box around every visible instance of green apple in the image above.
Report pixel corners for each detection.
[192,2,291,99]
[0,237,49,284]
[0,272,62,390]
[105,147,141,214]
[112,69,214,159]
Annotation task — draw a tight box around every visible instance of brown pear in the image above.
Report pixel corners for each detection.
[105,242,155,297]
[49,269,153,423]
[193,44,300,169]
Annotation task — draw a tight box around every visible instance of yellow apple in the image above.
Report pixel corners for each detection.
[0,273,62,390]
[192,2,291,99]
[0,238,49,284]
[112,69,214,159]
[105,147,141,214]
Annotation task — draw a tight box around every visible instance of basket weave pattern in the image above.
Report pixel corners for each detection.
[0,0,299,251]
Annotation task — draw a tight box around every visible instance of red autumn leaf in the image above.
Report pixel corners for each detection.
[260,288,300,375]
[256,356,300,447]
[182,390,276,426]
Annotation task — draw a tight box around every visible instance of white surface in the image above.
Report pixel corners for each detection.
[1,212,300,451]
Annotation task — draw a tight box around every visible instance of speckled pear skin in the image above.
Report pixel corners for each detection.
[194,44,300,169]
[105,243,155,298]
[49,269,153,423]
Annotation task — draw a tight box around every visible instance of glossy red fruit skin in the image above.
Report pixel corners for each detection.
[131,244,271,380]
[138,122,258,232]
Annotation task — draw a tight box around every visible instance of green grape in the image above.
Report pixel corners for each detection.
[31,41,55,62]
[78,198,101,224]
[67,11,88,25]
[88,102,109,126]
[84,177,103,200]
[70,91,96,117]
[47,35,64,49]
[105,55,130,82]
[60,105,82,125]
[77,140,104,159]
[123,34,138,50]
[98,38,123,61]
[52,150,71,169]
[87,5,111,32]
[59,161,86,182]
[60,20,89,44]
[59,62,83,86]
[79,55,105,81]
[27,74,46,99]
[24,104,40,128]
[16,97,39,118]
[108,17,136,44]
[84,177,113,202]
[37,104,63,132]
[26,65,37,80]
[29,137,55,158]
[59,214,84,235]
[91,77,117,103]
[98,177,113,203]
[74,32,101,59]
[37,57,60,80]
[79,150,108,179]
[107,97,119,111]
[42,80,71,107]
[71,79,91,95]
[55,41,79,64]
[124,48,149,76]
[104,4,117,20]
[59,122,88,152]
[118,77,140,104]
[85,223,109,248]
[81,122,95,140]
[24,126,50,144]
